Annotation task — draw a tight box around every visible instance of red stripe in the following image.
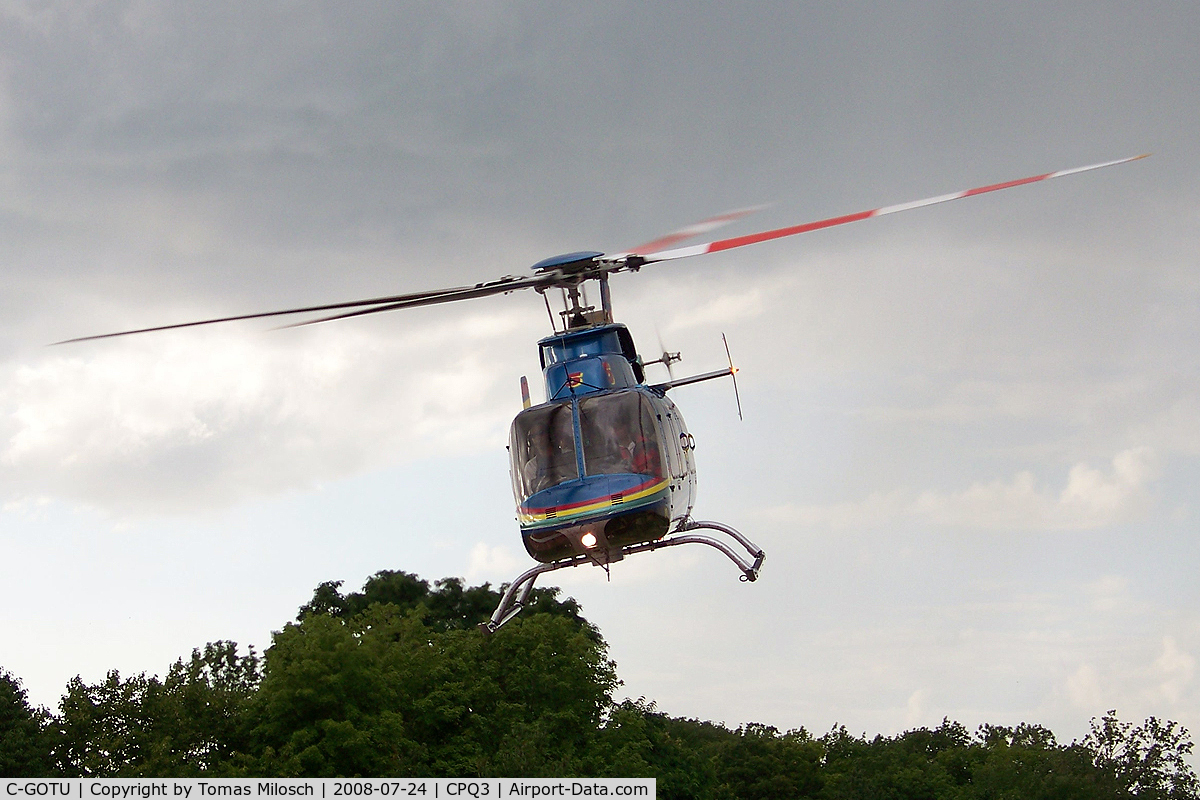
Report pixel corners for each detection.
[707,210,875,253]
[962,172,1053,197]
[524,478,665,515]
[630,207,764,255]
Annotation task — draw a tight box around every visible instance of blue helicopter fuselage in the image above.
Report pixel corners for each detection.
[508,323,697,563]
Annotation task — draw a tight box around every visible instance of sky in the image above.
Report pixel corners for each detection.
[1,0,1198,753]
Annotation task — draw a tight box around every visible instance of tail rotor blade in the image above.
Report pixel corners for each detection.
[722,333,743,421]
[642,325,682,379]
[656,327,677,381]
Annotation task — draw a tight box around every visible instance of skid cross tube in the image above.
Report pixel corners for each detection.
[480,519,765,634]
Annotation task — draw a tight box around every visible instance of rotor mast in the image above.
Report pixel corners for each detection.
[555,277,613,330]
[531,251,619,332]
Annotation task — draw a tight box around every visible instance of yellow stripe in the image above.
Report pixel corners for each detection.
[519,480,668,525]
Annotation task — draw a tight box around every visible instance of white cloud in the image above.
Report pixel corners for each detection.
[1086,575,1132,613]
[0,310,532,516]
[1133,397,1200,458]
[1058,636,1197,725]
[663,286,766,333]
[905,688,930,728]
[1155,637,1196,704]
[464,542,523,585]
[1058,447,1159,520]
[1066,664,1106,709]
[767,447,1160,531]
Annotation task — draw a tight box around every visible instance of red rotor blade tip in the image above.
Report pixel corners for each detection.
[637,154,1149,264]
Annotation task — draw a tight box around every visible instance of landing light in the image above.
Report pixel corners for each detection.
[580,532,598,549]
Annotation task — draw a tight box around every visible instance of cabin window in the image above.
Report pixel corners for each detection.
[579,393,663,478]
[510,403,578,499]
[540,331,622,365]
[545,354,638,400]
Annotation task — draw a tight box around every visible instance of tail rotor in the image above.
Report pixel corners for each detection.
[723,333,743,421]
[644,331,743,422]
[644,327,681,380]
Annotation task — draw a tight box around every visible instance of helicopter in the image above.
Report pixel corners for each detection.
[58,153,1148,632]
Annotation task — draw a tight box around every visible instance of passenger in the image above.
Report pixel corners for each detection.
[629,434,662,476]
[524,429,557,493]
[613,418,662,477]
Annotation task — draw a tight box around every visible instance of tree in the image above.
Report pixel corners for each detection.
[820,722,966,799]
[18,569,1200,791]
[1083,710,1200,800]
[244,600,617,777]
[0,669,51,776]
[972,722,1118,799]
[709,723,823,800]
[52,642,260,776]
[298,570,596,637]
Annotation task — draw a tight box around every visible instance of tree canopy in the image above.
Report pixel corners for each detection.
[3,570,1197,797]
[0,669,51,776]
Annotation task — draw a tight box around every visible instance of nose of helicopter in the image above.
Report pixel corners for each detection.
[521,497,671,564]
[566,522,625,565]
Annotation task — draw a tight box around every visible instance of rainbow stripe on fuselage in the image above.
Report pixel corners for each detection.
[518,475,669,530]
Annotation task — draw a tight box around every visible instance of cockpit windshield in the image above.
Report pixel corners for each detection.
[510,403,578,500]
[510,391,663,505]
[579,392,662,479]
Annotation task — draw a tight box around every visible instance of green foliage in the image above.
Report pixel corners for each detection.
[811,716,1200,800]
[592,710,1200,800]
[709,723,823,799]
[966,722,1113,799]
[6,570,1199,794]
[1083,710,1200,799]
[819,721,971,799]
[298,570,596,638]
[589,700,719,794]
[0,669,52,776]
[246,590,617,777]
[52,641,260,777]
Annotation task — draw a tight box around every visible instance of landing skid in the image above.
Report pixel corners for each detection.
[481,519,766,634]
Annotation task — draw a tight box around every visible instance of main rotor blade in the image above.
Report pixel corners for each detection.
[636,154,1150,265]
[277,273,558,328]
[623,204,769,256]
[53,278,538,345]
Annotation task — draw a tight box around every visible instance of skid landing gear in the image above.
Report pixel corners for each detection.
[480,519,766,634]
